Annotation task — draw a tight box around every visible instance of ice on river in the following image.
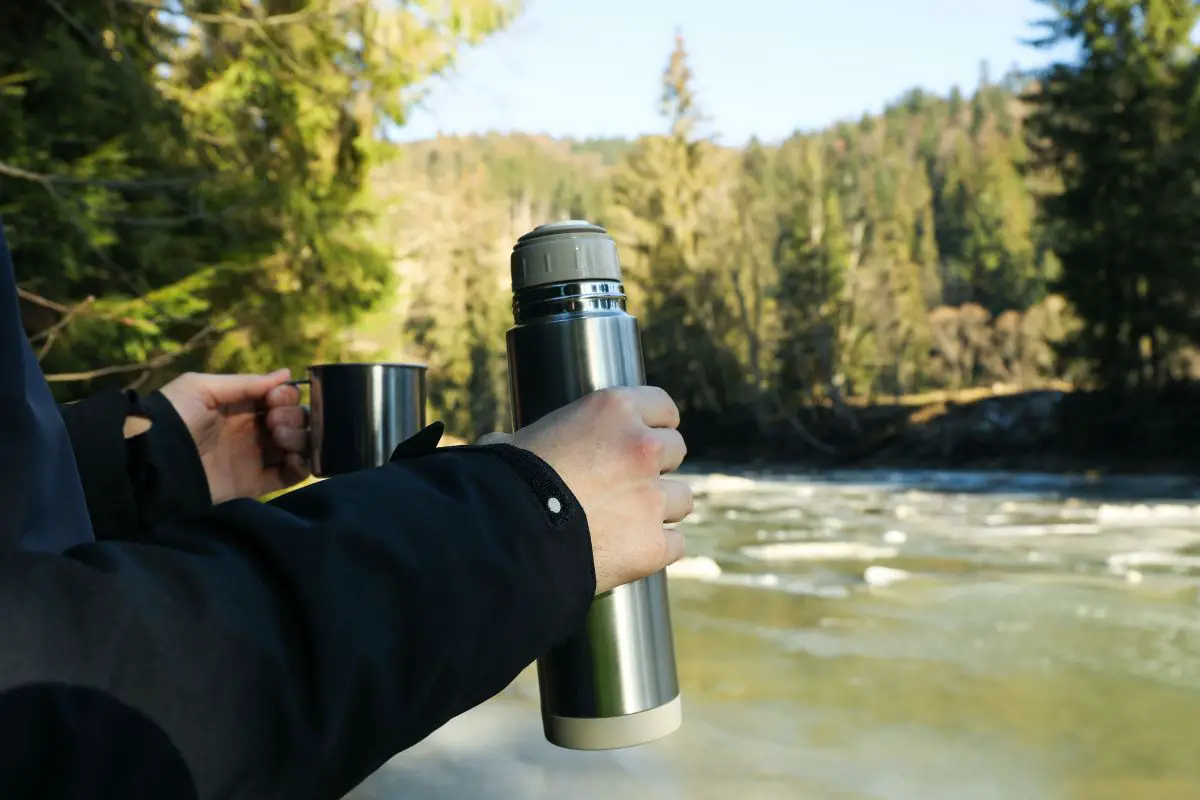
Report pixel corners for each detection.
[351,466,1200,800]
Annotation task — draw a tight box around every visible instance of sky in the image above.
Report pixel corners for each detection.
[396,0,1076,146]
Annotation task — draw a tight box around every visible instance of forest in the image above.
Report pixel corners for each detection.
[5,0,1200,470]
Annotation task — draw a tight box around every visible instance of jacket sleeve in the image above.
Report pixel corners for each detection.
[59,388,213,541]
[0,437,596,800]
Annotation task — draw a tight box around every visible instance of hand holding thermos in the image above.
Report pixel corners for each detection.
[479,386,691,594]
[294,220,690,753]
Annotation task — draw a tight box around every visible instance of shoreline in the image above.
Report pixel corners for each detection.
[679,452,1200,479]
[435,385,1200,480]
[676,385,1200,481]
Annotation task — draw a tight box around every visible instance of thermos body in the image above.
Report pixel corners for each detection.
[505,221,682,751]
[507,308,682,716]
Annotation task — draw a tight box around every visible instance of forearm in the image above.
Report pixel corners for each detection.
[0,443,594,799]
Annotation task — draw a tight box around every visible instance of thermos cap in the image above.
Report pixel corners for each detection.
[511,220,623,292]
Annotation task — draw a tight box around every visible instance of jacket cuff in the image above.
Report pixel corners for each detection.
[138,391,212,520]
[390,423,597,607]
[60,389,214,541]
[467,444,585,536]
[59,390,143,539]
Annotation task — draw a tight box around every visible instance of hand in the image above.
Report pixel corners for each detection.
[159,369,310,504]
[474,432,512,446]
[503,386,692,595]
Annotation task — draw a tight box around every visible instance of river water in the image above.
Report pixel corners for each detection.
[351,467,1200,800]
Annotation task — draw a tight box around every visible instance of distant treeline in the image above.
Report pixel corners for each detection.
[373,1,1200,443]
[6,1,1200,453]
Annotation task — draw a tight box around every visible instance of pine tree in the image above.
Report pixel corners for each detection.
[774,137,857,399]
[2,0,518,398]
[727,137,781,429]
[608,32,739,416]
[1025,0,1200,388]
[1,1,216,390]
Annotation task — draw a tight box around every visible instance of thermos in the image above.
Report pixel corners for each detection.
[505,220,682,751]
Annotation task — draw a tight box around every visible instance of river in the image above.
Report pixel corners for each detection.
[349,467,1200,799]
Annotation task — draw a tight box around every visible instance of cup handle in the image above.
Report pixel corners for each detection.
[284,379,314,466]
[260,376,317,478]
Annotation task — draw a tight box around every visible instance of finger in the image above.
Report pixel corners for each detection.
[661,478,693,524]
[265,381,302,409]
[647,428,687,474]
[262,451,311,490]
[272,425,309,455]
[625,386,680,429]
[266,405,306,431]
[660,528,687,567]
[281,452,311,485]
[475,431,513,446]
[202,368,292,405]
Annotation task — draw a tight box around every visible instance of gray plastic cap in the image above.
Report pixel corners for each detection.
[510,220,623,292]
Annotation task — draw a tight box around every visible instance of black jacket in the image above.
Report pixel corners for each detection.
[59,388,214,542]
[0,220,596,800]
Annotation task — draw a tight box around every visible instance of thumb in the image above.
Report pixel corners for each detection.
[201,368,292,405]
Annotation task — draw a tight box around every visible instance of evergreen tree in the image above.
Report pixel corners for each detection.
[1,1,213,389]
[608,33,739,416]
[1024,0,1200,388]
[2,0,517,398]
[726,137,781,429]
[774,138,855,399]
[8,4,1144,441]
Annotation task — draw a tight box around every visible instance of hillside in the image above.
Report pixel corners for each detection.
[351,63,1077,445]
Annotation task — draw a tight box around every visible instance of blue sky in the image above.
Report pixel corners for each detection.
[397,0,1075,145]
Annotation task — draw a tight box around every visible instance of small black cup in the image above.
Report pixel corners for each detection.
[291,362,428,477]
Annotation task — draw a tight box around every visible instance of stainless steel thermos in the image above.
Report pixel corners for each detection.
[505,220,682,751]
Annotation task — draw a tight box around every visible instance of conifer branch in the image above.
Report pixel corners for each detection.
[42,323,217,383]
[124,0,332,28]
[0,161,196,189]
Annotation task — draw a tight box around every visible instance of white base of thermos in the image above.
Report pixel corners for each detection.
[542,694,682,751]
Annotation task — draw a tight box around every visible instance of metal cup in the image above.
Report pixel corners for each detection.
[291,362,428,477]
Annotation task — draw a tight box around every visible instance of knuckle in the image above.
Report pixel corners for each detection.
[651,480,668,508]
[591,387,633,417]
[630,480,663,519]
[649,532,671,570]
[632,431,663,467]
[644,482,667,519]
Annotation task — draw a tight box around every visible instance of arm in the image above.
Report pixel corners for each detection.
[0,440,594,800]
[59,388,212,541]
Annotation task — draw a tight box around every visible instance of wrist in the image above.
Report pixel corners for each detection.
[388,424,597,602]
